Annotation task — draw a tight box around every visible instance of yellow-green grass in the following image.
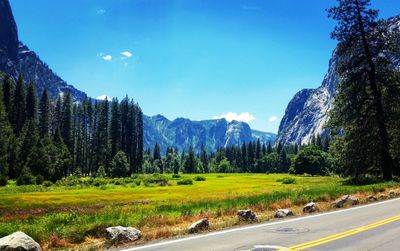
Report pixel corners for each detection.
[0,174,398,249]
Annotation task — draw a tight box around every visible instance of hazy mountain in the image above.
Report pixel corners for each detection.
[277,15,400,145]
[144,115,276,153]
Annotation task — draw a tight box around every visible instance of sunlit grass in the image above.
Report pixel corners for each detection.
[0,173,398,248]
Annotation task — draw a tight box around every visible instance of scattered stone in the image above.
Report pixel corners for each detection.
[237,209,257,221]
[106,226,141,244]
[379,193,388,200]
[367,195,378,202]
[389,190,399,198]
[188,218,209,233]
[303,202,318,213]
[332,195,350,208]
[0,231,41,251]
[348,195,359,205]
[274,209,294,218]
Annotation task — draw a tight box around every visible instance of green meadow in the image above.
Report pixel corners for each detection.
[0,174,398,249]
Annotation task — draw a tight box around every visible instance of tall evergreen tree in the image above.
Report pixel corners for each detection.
[328,0,399,180]
[12,75,26,135]
[25,82,38,122]
[39,89,51,137]
[2,75,14,123]
[61,92,73,151]
[110,98,121,157]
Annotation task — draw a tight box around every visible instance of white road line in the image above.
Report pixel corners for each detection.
[120,197,400,251]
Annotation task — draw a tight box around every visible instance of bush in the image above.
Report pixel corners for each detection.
[293,146,329,176]
[172,174,181,179]
[143,174,169,186]
[36,175,44,185]
[193,176,206,181]
[177,179,193,185]
[0,175,7,186]
[42,180,53,187]
[17,167,36,186]
[277,177,296,184]
[109,151,130,178]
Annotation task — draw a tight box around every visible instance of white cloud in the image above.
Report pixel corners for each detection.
[102,55,112,61]
[97,9,106,15]
[268,116,278,122]
[96,95,111,101]
[120,51,133,58]
[213,112,255,123]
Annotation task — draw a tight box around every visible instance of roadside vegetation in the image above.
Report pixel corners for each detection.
[0,173,399,250]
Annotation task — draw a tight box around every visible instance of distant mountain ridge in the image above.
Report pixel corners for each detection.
[277,15,400,145]
[0,0,276,154]
[144,115,276,153]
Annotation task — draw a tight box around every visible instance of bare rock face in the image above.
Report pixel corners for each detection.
[0,231,41,251]
[277,15,400,145]
[188,218,209,233]
[105,226,141,244]
[303,202,318,213]
[237,209,257,221]
[274,209,294,218]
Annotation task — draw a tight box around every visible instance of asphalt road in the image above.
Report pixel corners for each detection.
[120,198,400,251]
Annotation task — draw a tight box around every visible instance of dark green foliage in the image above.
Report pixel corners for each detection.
[293,146,329,176]
[184,146,196,173]
[25,82,38,122]
[39,89,51,137]
[177,178,193,185]
[17,166,36,185]
[0,175,7,186]
[12,75,26,135]
[327,0,400,181]
[110,151,130,178]
[193,176,206,181]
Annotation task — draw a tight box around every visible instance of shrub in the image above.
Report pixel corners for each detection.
[172,174,181,179]
[143,174,169,186]
[109,151,130,178]
[193,176,206,181]
[17,167,36,186]
[42,180,53,187]
[0,175,7,186]
[293,146,329,176]
[277,177,296,184]
[177,179,193,185]
[36,175,44,185]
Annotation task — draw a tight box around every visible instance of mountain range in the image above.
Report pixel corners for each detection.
[0,0,276,153]
[277,15,400,145]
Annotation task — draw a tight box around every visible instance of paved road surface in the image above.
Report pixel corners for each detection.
[120,198,400,251]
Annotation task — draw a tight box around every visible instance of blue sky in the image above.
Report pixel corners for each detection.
[11,0,400,133]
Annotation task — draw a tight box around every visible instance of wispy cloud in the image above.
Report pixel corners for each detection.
[96,95,111,101]
[102,55,112,61]
[268,116,278,122]
[96,9,106,15]
[120,51,133,58]
[213,112,255,123]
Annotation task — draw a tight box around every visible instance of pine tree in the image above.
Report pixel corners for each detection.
[267,142,272,154]
[135,108,144,172]
[200,144,209,173]
[25,81,38,123]
[0,86,13,176]
[61,92,73,152]
[2,75,14,123]
[153,143,161,161]
[110,98,121,157]
[184,146,196,173]
[12,75,26,135]
[39,89,51,137]
[328,0,398,180]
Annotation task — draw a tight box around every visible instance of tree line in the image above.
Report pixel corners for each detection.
[0,74,143,184]
[141,135,332,176]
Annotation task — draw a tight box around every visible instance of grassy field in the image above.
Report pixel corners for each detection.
[0,173,398,250]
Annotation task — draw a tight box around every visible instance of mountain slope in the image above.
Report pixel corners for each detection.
[0,0,86,101]
[144,115,276,153]
[277,15,400,145]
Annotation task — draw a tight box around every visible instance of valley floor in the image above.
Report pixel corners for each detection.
[0,174,398,250]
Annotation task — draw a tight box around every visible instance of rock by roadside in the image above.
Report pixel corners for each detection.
[0,231,41,251]
[237,209,257,221]
[274,209,294,218]
[332,195,359,208]
[106,226,141,244]
[188,218,209,233]
[303,202,318,213]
